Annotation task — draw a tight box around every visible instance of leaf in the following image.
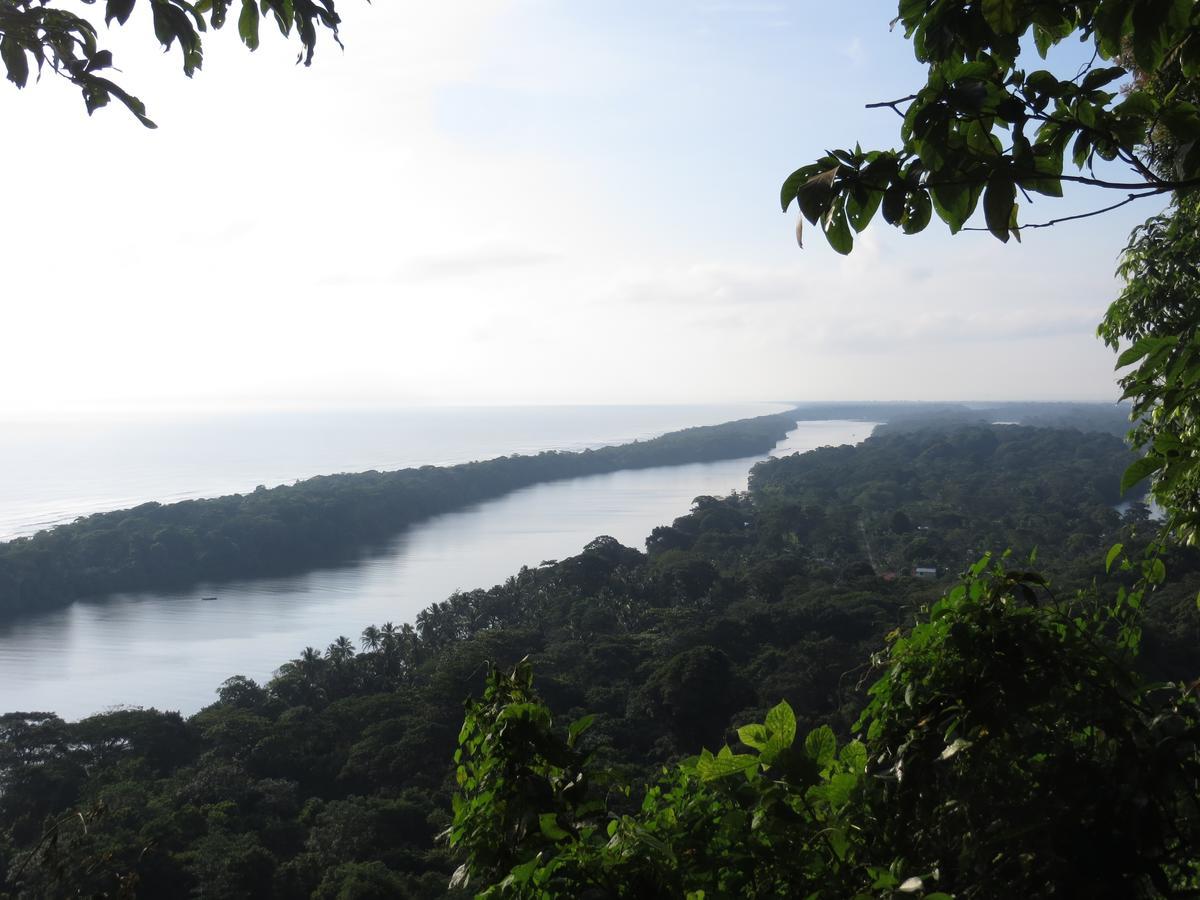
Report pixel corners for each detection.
[1094,0,1132,57]
[902,189,932,235]
[1131,0,1170,72]
[764,700,797,749]
[738,723,769,751]
[898,876,925,893]
[796,166,839,225]
[1117,335,1177,368]
[1105,542,1124,573]
[846,187,883,233]
[930,180,970,233]
[881,184,906,225]
[981,0,1018,33]
[85,50,114,73]
[1033,24,1053,58]
[0,37,29,88]
[780,164,822,212]
[106,0,137,26]
[538,812,569,841]
[1121,454,1164,494]
[983,176,1015,243]
[804,725,837,767]
[239,0,260,50]
[1118,90,1158,119]
[818,771,858,806]
[696,751,758,781]
[1160,101,1200,143]
[567,714,594,748]
[823,204,854,255]
[839,740,868,772]
[1081,66,1127,92]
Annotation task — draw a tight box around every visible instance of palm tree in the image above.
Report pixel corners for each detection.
[379,621,400,676]
[361,624,381,652]
[327,635,355,664]
[299,646,322,678]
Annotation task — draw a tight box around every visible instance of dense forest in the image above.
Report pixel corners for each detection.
[0,412,797,620]
[3,424,1194,897]
[791,400,1132,437]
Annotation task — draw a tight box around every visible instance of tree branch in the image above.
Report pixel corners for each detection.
[865,95,917,117]
[962,190,1163,233]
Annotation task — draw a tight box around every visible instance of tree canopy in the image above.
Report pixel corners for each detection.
[0,0,341,126]
[781,0,1200,250]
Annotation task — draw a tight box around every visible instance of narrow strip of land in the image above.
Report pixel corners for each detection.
[0,411,800,620]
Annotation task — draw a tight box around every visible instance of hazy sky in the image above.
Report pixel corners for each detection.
[0,1,1154,416]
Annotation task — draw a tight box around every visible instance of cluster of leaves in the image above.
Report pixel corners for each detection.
[782,1,1200,253]
[450,554,1200,898]
[449,661,885,899]
[0,0,341,126]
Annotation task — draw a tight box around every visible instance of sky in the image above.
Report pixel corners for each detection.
[0,0,1159,416]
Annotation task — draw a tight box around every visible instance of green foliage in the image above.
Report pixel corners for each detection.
[450,558,1200,898]
[0,0,342,127]
[782,2,1200,253]
[3,424,1199,897]
[1101,193,1200,545]
[450,662,875,898]
[856,556,1200,896]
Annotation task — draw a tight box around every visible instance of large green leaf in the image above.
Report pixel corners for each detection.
[696,749,758,781]
[238,0,260,50]
[981,0,1019,34]
[804,725,837,767]
[765,700,797,749]
[983,176,1016,242]
[1121,454,1164,494]
[930,180,970,232]
[1117,335,1177,368]
[797,167,839,225]
[0,37,29,88]
[823,204,854,254]
[105,0,137,26]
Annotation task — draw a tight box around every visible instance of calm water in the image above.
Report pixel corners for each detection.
[0,404,792,541]
[0,418,874,719]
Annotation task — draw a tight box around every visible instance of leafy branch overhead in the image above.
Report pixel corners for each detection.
[782,1,1200,253]
[0,0,341,127]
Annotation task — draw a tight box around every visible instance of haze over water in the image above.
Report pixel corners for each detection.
[0,410,873,719]
[0,404,790,541]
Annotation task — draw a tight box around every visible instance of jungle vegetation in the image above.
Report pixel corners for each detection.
[1,424,1194,897]
[445,1,1200,896]
[5,0,1200,896]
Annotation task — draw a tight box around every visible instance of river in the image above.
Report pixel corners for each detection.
[0,419,874,719]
